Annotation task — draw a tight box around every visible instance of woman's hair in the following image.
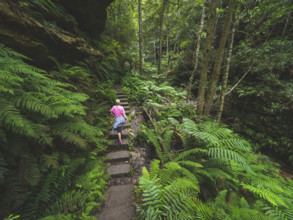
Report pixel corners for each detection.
[116,99,120,104]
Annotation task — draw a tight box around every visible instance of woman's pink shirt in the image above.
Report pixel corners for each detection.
[110,105,125,117]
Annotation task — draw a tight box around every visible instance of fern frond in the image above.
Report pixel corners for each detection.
[230,207,272,220]
[198,121,232,139]
[160,162,183,185]
[174,148,207,162]
[141,167,150,179]
[208,148,249,168]
[0,43,29,59]
[177,160,203,169]
[214,190,228,210]
[168,178,199,196]
[13,94,57,119]
[23,154,41,186]
[195,200,213,220]
[141,126,166,162]
[52,128,87,149]
[0,99,38,139]
[162,129,173,151]
[247,179,285,194]
[214,138,252,152]
[0,70,23,94]
[52,120,97,140]
[241,183,287,207]
[150,159,161,178]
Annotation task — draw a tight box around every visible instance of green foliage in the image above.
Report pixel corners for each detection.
[137,161,201,219]
[0,44,112,219]
[128,77,293,219]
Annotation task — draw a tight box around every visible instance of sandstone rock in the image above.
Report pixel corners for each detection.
[0,0,110,67]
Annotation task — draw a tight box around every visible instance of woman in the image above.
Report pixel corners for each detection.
[110,99,129,144]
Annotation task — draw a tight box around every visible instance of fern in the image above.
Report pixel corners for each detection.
[214,138,252,152]
[150,159,161,178]
[241,183,287,207]
[208,148,249,169]
[214,190,228,210]
[23,154,41,186]
[194,200,214,220]
[174,148,208,161]
[141,125,167,162]
[263,206,293,220]
[0,44,111,219]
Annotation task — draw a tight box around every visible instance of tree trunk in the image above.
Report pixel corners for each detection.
[196,0,217,115]
[138,0,143,74]
[203,0,235,115]
[158,0,167,75]
[187,0,206,100]
[216,14,237,123]
[282,11,291,40]
[153,39,157,63]
[166,0,180,78]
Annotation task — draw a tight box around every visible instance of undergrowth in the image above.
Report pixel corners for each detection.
[0,43,117,219]
[122,75,293,220]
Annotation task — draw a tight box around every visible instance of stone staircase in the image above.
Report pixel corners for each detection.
[96,89,135,220]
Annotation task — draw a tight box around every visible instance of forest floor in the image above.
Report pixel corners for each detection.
[96,89,150,219]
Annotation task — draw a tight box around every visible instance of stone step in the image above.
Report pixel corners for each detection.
[117,96,127,100]
[119,98,128,102]
[106,150,130,162]
[108,139,129,150]
[96,184,134,220]
[108,164,131,177]
[120,102,129,106]
[109,129,129,139]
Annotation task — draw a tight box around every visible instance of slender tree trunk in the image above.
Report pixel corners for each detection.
[196,0,217,115]
[138,0,143,74]
[216,14,237,123]
[203,0,235,115]
[158,0,167,75]
[154,39,157,63]
[187,0,206,100]
[282,11,291,40]
[166,0,180,78]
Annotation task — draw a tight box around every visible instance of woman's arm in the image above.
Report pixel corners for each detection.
[123,113,129,122]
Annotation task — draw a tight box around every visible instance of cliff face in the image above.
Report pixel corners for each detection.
[0,0,114,67]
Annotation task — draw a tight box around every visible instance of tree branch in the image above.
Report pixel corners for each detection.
[226,65,253,96]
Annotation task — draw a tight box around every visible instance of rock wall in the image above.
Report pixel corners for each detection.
[0,0,114,67]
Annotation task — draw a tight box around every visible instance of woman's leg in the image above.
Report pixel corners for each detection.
[117,126,122,143]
